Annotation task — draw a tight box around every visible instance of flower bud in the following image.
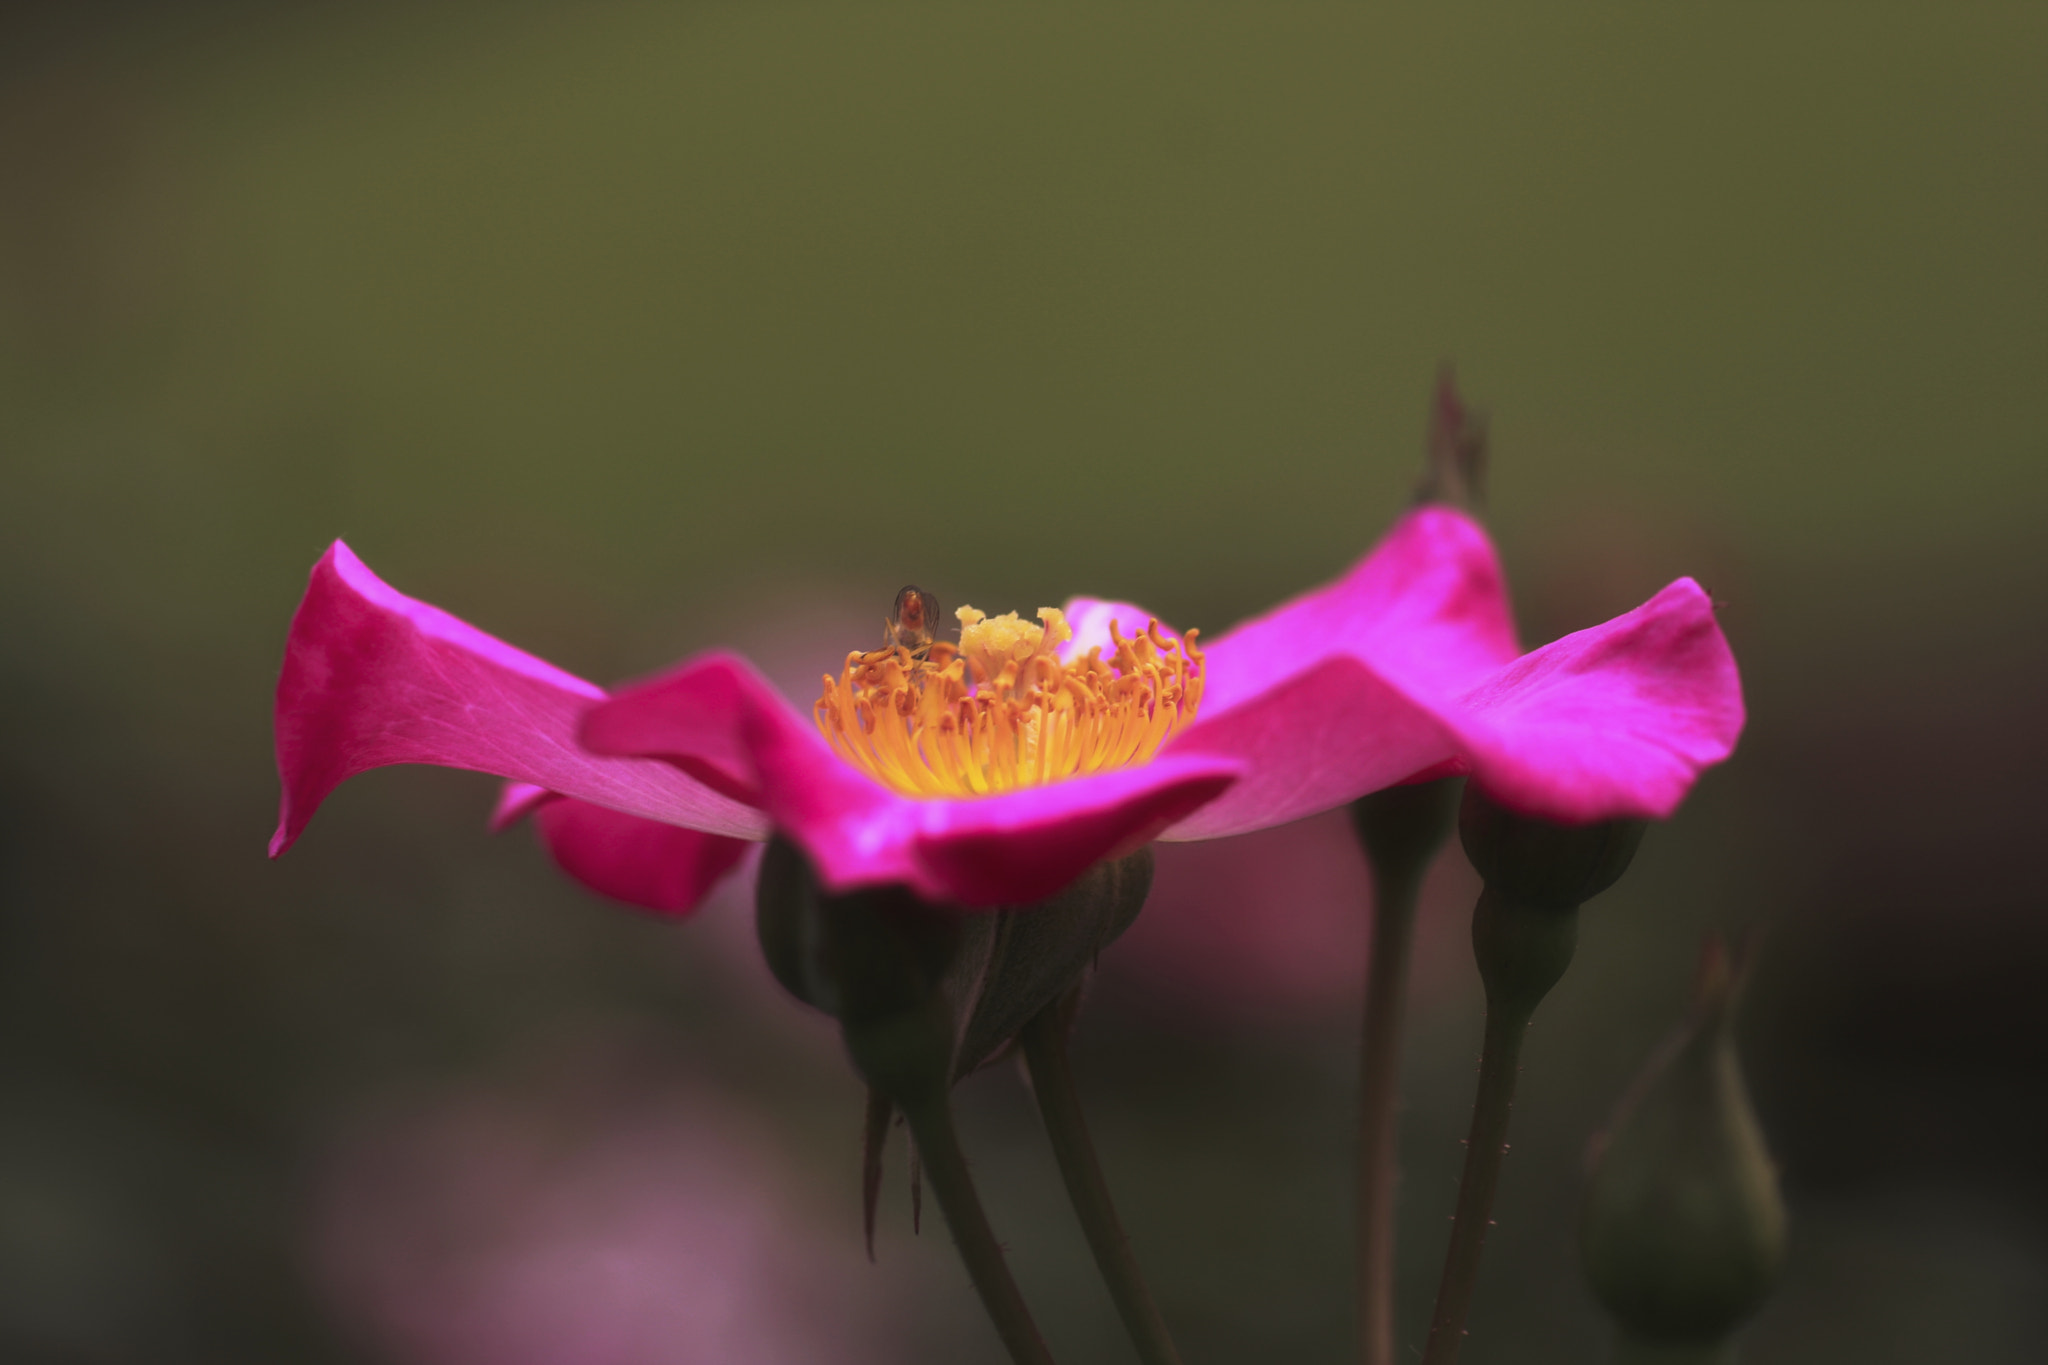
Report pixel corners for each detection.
[1582,936,1786,1347]
[1458,787,1646,910]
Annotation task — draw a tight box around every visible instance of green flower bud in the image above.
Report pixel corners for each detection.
[1582,937,1787,1348]
[1459,787,1646,911]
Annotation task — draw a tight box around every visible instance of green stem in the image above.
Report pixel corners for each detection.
[1355,859,1425,1365]
[1420,1008,1530,1365]
[1021,1002,1185,1365]
[1350,777,1461,1365]
[899,1090,1058,1365]
[1419,889,1579,1365]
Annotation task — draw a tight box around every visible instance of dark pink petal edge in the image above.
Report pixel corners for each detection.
[581,653,1242,907]
[270,542,768,859]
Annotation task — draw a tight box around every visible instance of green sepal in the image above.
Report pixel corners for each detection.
[861,1085,892,1261]
[951,847,1153,1081]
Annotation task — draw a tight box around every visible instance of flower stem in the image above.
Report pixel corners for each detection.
[1021,1000,1184,1365]
[1350,779,1460,1365]
[1356,864,1423,1365]
[1420,889,1579,1365]
[1420,1007,1531,1364]
[899,1090,1058,1365]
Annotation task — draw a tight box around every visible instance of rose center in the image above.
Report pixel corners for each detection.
[814,594,1203,798]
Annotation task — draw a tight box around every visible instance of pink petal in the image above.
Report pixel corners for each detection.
[1057,598,1182,661]
[1162,656,1468,839]
[1162,507,1517,837]
[582,654,1241,906]
[1449,577,1743,822]
[491,781,556,833]
[1162,508,1742,836]
[1198,506,1522,715]
[271,543,768,858]
[897,754,1242,904]
[494,785,750,917]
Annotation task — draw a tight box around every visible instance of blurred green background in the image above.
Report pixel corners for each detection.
[3,3,2044,1361]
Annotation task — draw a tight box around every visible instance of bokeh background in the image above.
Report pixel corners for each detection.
[4,4,2044,1362]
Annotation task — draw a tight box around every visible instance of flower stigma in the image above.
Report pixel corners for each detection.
[814,588,1204,799]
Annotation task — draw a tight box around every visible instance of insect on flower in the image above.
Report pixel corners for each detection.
[887,585,941,659]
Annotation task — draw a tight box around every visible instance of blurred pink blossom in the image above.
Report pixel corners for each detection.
[310,1051,901,1365]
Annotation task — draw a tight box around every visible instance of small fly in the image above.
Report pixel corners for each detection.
[886,585,941,662]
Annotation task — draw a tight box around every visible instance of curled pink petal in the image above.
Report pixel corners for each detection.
[1163,507,1742,836]
[271,543,767,858]
[1450,577,1743,822]
[528,795,750,917]
[583,655,1241,906]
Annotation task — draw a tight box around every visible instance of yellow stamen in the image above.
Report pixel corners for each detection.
[815,604,1203,799]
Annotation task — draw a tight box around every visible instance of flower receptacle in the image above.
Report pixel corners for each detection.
[1458,787,1642,1020]
[755,837,986,1101]
[1459,787,1646,911]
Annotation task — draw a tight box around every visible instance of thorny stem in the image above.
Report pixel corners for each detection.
[1021,998,1185,1365]
[898,1090,1058,1365]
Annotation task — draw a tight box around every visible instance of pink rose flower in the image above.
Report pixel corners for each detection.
[270,507,1741,910]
